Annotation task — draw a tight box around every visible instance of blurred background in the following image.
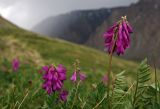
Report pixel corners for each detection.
[0,0,160,67]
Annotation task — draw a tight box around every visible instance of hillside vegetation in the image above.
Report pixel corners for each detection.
[0,16,139,78]
[0,16,159,108]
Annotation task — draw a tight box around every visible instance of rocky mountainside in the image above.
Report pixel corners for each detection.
[87,0,160,65]
[33,9,111,43]
[32,0,160,67]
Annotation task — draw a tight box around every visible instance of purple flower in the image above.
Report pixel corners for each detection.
[12,58,20,72]
[60,90,68,102]
[70,71,77,82]
[42,65,67,95]
[57,64,67,80]
[103,16,133,55]
[79,73,87,81]
[70,71,87,82]
[102,75,108,83]
[42,66,49,72]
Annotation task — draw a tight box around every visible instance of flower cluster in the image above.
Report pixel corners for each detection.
[42,64,67,95]
[12,58,20,72]
[103,16,133,55]
[70,71,87,82]
[70,60,87,82]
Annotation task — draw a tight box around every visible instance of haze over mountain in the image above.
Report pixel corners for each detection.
[33,0,160,67]
[0,0,138,29]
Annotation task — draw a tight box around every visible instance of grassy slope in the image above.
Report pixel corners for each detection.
[0,17,139,78]
[1,17,156,108]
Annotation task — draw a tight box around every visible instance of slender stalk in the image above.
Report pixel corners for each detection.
[13,101,19,109]
[113,83,135,109]
[71,80,81,109]
[110,74,116,107]
[133,71,138,107]
[107,28,118,109]
[92,93,107,109]
[153,62,158,102]
[18,90,29,109]
[107,53,113,109]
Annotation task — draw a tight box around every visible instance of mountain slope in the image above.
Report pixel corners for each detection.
[0,14,159,108]
[87,0,160,66]
[0,16,140,79]
[33,9,112,43]
[32,0,160,67]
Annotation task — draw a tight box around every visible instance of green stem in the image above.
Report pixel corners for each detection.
[71,80,81,109]
[133,72,138,107]
[107,28,118,109]
[107,52,113,109]
[153,62,158,102]
[113,83,134,109]
[92,93,107,109]
[18,90,29,109]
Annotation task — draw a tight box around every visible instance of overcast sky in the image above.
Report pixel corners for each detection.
[0,0,138,29]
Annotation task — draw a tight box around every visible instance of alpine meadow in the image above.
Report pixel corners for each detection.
[0,0,160,109]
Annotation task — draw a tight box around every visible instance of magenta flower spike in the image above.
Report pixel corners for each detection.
[70,71,87,82]
[12,58,20,72]
[60,90,68,102]
[42,64,67,95]
[103,16,133,55]
[70,60,87,82]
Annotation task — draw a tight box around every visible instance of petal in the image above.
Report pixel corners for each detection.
[126,22,133,33]
[70,72,77,82]
[59,73,66,81]
[107,23,118,33]
[118,24,123,40]
[79,72,87,81]
[102,75,108,83]
[42,66,49,72]
[122,31,130,48]
[57,64,66,74]
[122,21,129,37]
[60,90,68,102]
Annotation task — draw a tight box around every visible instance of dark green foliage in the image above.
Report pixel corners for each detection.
[112,71,131,109]
[43,93,61,109]
[133,59,151,108]
[0,59,45,109]
[84,82,107,109]
[0,57,160,109]
[64,81,84,109]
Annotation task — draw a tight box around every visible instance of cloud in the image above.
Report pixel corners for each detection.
[0,6,12,17]
[0,0,19,8]
[0,0,139,29]
[0,1,31,28]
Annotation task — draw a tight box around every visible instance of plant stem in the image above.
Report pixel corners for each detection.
[18,90,29,109]
[13,101,19,109]
[153,62,158,102]
[113,83,135,109]
[107,28,118,109]
[92,93,107,109]
[107,52,113,109]
[71,80,81,109]
[133,71,138,107]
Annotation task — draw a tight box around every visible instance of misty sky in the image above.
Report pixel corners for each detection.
[0,0,138,29]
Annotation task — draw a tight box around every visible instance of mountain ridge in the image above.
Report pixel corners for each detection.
[32,0,160,67]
